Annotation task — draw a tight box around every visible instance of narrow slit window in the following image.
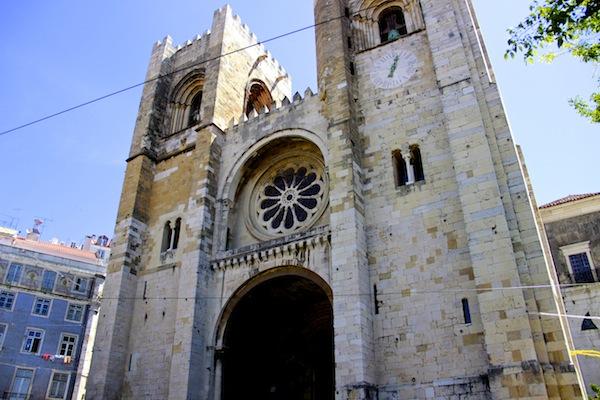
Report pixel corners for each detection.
[161,221,172,253]
[392,150,408,187]
[225,228,231,250]
[410,145,425,182]
[462,298,472,324]
[379,7,407,44]
[172,218,182,250]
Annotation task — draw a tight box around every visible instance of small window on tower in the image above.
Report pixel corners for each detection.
[187,91,203,127]
[161,221,173,253]
[462,298,472,324]
[392,149,408,187]
[161,218,182,255]
[245,81,273,117]
[172,218,181,250]
[410,145,425,182]
[379,7,407,44]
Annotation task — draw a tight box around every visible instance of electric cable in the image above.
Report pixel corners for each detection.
[3,280,599,301]
[0,4,381,137]
[570,350,600,359]
[534,312,600,321]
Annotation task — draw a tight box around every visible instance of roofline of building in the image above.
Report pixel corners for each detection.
[0,242,106,275]
[538,193,600,224]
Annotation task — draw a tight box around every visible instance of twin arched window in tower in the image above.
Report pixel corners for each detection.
[351,2,424,51]
[168,73,204,134]
[392,145,424,187]
[378,7,407,44]
[169,73,273,132]
[161,218,181,254]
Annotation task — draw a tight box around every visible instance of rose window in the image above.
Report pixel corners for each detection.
[249,158,328,237]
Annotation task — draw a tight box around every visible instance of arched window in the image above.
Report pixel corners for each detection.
[161,218,182,254]
[392,149,408,187]
[161,221,172,253]
[245,81,273,117]
[378,7,407,44]
[169,71,204,134]
[172,218,181,250]
[410,145,424,182]
[187,91,203,128]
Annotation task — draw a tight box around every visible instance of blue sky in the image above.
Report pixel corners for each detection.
[0,1,597,242]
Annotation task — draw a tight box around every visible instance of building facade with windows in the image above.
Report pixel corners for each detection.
[0,232,107,400]
[539,193,600,395]
[88,2,583,399]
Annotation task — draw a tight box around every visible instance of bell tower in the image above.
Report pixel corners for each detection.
[314,0,583,398]
[314,0,377,398]
[87,5,292,399]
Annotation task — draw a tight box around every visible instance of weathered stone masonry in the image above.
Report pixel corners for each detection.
[88,1,583,399]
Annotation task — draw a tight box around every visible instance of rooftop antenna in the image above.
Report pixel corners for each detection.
[0,213,19,230]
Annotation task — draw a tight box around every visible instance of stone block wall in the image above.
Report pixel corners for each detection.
[88,1,584,399]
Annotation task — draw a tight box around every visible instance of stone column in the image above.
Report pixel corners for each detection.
[401,146,415,184]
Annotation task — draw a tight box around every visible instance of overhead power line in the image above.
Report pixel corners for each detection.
[535,312,600,321]
[0,4,379,137]
[570,350,600,359]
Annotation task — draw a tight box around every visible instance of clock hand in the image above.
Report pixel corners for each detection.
[388,55,400,78]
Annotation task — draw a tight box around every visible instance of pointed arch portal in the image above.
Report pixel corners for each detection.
[219,273,334,400]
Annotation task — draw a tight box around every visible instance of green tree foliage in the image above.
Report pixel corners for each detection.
[506,0,600,123]
[590,384,600,400]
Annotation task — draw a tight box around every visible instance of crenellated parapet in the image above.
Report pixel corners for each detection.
[225,87,318,133]
[225,9,289,79]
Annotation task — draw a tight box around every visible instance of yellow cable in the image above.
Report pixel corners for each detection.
[570,350,600,358]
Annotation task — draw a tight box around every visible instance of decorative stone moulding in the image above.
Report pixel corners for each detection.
[211,226,330,270]
[246,151,329,240]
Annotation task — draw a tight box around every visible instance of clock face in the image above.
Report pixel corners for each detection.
[371,49,418,89]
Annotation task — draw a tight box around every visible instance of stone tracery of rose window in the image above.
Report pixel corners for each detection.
[249,156,328,238]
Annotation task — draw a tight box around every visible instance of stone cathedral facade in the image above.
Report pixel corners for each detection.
[88,1,584,399]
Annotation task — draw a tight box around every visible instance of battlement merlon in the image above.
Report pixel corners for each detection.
[136,4,292,134]
[144,5,290,88]
[227,87,318,132]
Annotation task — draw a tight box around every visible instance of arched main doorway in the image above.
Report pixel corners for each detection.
[220,273,334,400]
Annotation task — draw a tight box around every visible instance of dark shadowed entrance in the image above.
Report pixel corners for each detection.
[221,274,334,400]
